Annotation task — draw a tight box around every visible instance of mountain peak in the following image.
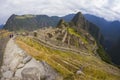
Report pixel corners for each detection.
[76,12,82,16]
[9,14,17,19]
[71,12,86,29]
[11,14,16,17]
[72,12,84,20]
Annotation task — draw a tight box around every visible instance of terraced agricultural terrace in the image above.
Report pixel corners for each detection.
[15,34,120,80]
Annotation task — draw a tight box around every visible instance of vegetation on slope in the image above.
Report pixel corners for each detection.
[67,25,112,65]
[4,14,60,31]
[97,43,112,64]
[67,27,88,44]
[15,15,35,19]
[16,36,120,80]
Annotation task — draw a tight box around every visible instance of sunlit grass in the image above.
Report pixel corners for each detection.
[0,30,11,39]
[15,36,120,80]
[67,27,88,44]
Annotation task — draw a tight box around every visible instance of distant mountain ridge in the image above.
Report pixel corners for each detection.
[4,12,102,42]
[4,14,74,31]
[84,14,120,65]
[4,14,60,31]
[0,24,4,29]
[84,14,120,42]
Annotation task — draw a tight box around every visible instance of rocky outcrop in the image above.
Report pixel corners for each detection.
[21,67,40,80]
[71,12,103,42]
[72,12,88,29]
[0,37,62,80]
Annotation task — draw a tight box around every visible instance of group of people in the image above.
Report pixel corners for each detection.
[9,34,14,38]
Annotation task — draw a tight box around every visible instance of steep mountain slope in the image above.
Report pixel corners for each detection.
[3,14,74,32]
[84,14,120,65]
[84,14,120,42]
[4,14,60,31]
[71,12,102,42]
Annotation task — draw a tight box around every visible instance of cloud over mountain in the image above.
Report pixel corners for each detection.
[0,0,120,24]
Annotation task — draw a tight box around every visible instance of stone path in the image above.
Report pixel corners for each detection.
[0,37,62,80]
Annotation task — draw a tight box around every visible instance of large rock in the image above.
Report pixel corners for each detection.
[21,67,40,80]
[2,71,14,79]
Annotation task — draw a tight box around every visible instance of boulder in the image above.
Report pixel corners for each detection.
[2,70,14,78]
[21,67,40,80]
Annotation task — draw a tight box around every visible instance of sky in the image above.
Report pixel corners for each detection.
[0,0,120,24]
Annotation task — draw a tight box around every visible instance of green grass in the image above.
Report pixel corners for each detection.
[15,36,120,80]
[67,27,88,44]
[15,15,35,19]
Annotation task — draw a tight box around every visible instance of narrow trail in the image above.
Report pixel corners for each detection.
[2,37,25,70]
[1,37,27,79]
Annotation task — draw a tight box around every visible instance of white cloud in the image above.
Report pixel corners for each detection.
[0,0,120,24]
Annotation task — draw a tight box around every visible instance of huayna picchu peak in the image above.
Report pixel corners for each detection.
[72,12,86,28]
[0,12,120,80]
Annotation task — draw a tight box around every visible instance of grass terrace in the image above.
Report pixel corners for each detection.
[15,36,120,80]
